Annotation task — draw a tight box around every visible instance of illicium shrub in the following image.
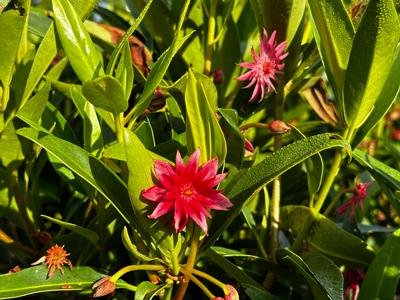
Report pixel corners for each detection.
[0,0,399,299]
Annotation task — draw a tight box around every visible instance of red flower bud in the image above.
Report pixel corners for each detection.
[212,68,224,84]
[225,284,239,300]
[268,120,290,134]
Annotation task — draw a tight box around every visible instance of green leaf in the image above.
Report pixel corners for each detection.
[15,125,139,231]
[115,40,134,99]
[308,0,354,118]
[351,44,400,147]
[344,0,400,129]
[129,0,192,123]
[286,0,307,48]
[0,265,131,299]
[185,69,227,164]
[204,134,349,249]
[205,248,264,289]
[353,148,400,191]
[123,128,175,257]
[245,286,282,300]
[52,0,103,82]
[82,76,128,115]
[106,0,154,75]
[218,108,244,168]
[41,215,99,245]
[280,205,375,265]
[277,249,343,300]
[359,229,400,300]
[70,86,103,154]
[0,10,26,112]
[134,281,166,300]
[17,83,51,124]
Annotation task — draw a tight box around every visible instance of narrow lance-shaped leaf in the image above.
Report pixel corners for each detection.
[52,0,104,82]
[307,0,354,121]
[203,133,349,249]
[185,69,227,164]
[15,125,145,236]
[129,0,192,123]
[344,0,400,130]
[351,44,400,147]
[115,39,134,99]
[41,215,99,245]
[0,265,132,299]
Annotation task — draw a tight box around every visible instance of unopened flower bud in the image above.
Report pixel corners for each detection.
[268,120,290,134]
[212,298,225,300]
[391,129,400,141]
[148,87,166,112]
[212,68,224,84]
[244,138,255,152]
[92,277,116,297]
[225,284,239,300]
[34,231,53,244]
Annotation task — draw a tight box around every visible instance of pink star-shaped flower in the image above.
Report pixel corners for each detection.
[336,181,373,218]
[237,29,288,102]
[141,149,232,233]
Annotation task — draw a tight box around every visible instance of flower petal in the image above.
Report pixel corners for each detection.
[142,185,166,202]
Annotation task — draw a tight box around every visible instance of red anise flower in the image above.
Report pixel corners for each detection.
[141,149,232,233]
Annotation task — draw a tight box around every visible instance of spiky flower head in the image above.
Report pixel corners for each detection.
[141,149,232,233]
[44,244,73,278]
[237,29,288,102]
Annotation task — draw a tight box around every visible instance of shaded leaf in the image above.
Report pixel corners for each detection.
[359,229,400,300]
[280,205,375,266]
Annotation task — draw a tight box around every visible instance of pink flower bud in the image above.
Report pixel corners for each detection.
[225,284,239,300]
[92,277,116,297]
[268,120,290,134]
[212,68,224,84]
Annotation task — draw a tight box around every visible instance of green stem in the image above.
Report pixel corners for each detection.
[174,226,201,300]
[115,113,124,143]
[184,267,227,293]
[313,150,343,213]
[323,188,353,216]
[110,264,165,282]
[189,274,216,299]
[203,0,217,75]
[239,122,269,130]
[169,235,180,276]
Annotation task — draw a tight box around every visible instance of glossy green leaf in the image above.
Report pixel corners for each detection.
[106,0,154,74]
[286,0,307,48]
[0,10,26,114]
[185,69,227,164]
[15,125,139,230]
[115,40,134,99]
[204,134,349,249]
[0,123,24,167]
[70,86,103,154]
[0,265,131,299]
[277,249,343,300]
[134,281,166,300]
[126,0,174,52]
[123,128,175,257]
[351,44,400,147]
[359,229,400,300]
[129,0,192,123]
[353,148,400,190]
[18,83,51,124]
[280,205,375,265]
[308,0,354,117]
[82,76,127,115]
[41,215,99,245]
[52,0,103,82]
[344,0,400,129]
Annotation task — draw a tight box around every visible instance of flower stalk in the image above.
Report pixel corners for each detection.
[204,0,218,75]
